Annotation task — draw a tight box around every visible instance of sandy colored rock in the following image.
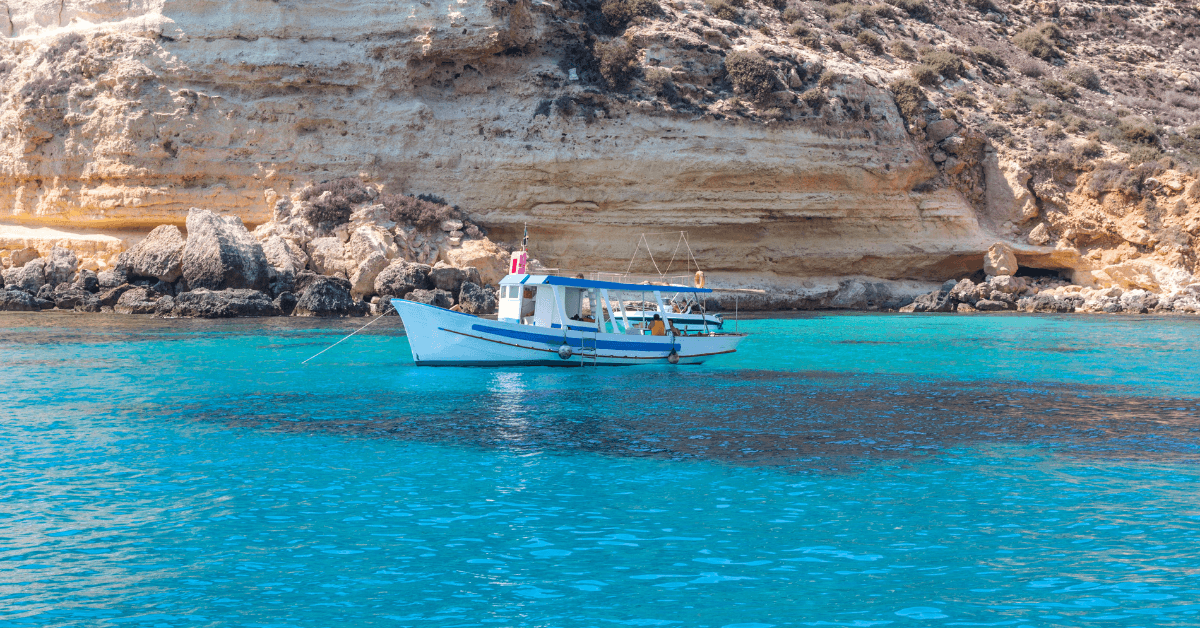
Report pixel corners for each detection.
[350,252,389,299]
[443,239,509,286]
[307,238,346,277]
[10,248,39,268]
[985,243,1018,277]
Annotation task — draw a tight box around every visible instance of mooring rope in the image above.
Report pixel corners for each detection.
[301,304,393,365]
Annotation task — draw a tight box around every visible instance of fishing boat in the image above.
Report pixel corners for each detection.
[392,245,745,367]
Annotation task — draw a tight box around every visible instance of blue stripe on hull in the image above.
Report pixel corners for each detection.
[469,324,680,352]
[414,359,697,367]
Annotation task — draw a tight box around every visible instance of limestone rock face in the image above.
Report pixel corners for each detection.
[120,225,185,282]
[0,0,1196,299]
[181,209,272,292]
[984,243,1018,277]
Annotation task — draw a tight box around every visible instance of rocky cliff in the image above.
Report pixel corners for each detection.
[0,0,1198,307]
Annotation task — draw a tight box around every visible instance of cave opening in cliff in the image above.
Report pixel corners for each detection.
[1014,266,1067,279]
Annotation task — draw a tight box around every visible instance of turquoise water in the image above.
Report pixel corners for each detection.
[3,312,1200,627]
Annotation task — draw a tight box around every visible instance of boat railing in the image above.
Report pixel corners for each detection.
[524,268,699,290]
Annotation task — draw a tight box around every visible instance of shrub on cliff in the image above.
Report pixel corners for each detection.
[706,0,744,22]
[1013,23,1063,60]
[379,194,459,228]
[891,40,916,61]
[596,40,639,90]
[799,88,825,111]
[920,49,964,81]
[857,31,883,55]
[1065,66,1101,91]
[970,46,1005,68]
[300,178,372,225]
[1120,122,1159,146]
[725,51,778,102]
[910,64,939,86]
[1040,78,1078,100]
[601,0,661,30]
[886,0,930,21]
[889,78,926,125]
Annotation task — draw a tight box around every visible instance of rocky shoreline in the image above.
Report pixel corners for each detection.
[1,188,502,319]
[2,181,1198,319]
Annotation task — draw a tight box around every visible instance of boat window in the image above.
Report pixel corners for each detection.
[507,285,521,299]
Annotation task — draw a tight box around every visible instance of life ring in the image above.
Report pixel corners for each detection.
[694,271,706,289]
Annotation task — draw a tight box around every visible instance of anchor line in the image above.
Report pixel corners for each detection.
[301,304,394,365]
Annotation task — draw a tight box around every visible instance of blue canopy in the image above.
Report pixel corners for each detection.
[502,274,711,294]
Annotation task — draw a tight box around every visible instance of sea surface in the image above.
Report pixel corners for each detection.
[3,312,1200,628]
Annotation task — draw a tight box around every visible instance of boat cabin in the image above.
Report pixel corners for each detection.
[497,274,715,336]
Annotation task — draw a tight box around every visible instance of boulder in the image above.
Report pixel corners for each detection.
[988,275,1025,294]
[443,238,509,285]
[119,225,185,282]
[0,289,40,311]
[307,237,346,276]
[949,279,980,305]
[153,295,176,316]
[429,261,466,294]
[350,251,389,299]
[927,118,960,143]
[974,299,1011,311]
[374,259,432,297]
[181,208,273,292]
[407,288,454,309]
[1018,293,1082,313]
[37,284,55,301]
[274,291,298,316]
[9,248,39,268]
[2,258,46,293]
[74,269,100,293]
[294,276,363,317]
[53,289,92,310]
[457,281,497,314]
[171,288,282,318]
[984,242,1018,277]
[346,225,397,269]
[261,235,309,275]
[98,268,128,289]
[98,284,137,307]
[1119,289,1158,313]
[115,287,160,314]
[45,246,78,286]
[261,235,307,295]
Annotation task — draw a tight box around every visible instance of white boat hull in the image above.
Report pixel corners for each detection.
[393,299,745,366]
